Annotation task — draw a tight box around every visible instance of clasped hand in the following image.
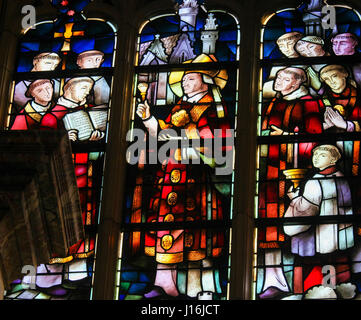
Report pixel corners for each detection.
[323,107,347,130]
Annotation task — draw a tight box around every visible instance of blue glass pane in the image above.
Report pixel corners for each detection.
[16,59,33,72]
[219,30,237,41]
[227,43,237,55]
[140,34,154,43]
[20,42,40,52]
[276,11,297,20]
[121,271,138,282]
[139,273,151,283]
[128,283,147,294]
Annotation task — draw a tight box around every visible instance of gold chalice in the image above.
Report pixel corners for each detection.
[283,168,308,189]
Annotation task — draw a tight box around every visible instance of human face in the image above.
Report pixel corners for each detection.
[296,41,325,57]
[182,72,208,97]
[71,82,92,102]
[33,82,53,105]
[277,40,299,58]
[321,70,347,94]
[78,55,104,69]
[33,58,59,71]
[332,35,357,56]
[274,71,299,95]
[312,149,334,170]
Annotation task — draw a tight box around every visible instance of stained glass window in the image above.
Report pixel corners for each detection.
[255,0,361,300]
[115,0,239,300]
[5,0,116,299]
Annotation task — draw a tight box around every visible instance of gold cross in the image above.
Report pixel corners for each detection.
[54,22,85,52]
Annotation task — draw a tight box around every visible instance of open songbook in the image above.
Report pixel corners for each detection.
[63,105,108,141]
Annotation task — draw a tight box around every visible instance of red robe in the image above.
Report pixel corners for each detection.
[10,102,61,130]
[259,90,324,248]
[142,93,230,264]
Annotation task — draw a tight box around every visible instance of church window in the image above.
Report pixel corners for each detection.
[255,0,361,300]
[5,0,116,300]
[115,0,240,300]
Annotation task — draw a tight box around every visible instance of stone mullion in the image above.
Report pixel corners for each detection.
[91,15,139,300]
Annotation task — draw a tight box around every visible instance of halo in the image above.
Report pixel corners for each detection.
[168,54,228,97]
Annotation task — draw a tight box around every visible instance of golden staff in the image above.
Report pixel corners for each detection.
[130,82,149,254]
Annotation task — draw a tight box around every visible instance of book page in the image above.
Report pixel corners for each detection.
[63,110,94,141]
[88,108,108,132]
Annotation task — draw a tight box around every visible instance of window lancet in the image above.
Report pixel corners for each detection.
[5,0,117,300]
[116,0,240,300]
[255,0,361,300]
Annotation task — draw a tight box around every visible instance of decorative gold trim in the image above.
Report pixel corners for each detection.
[156,252,183,264]
[75,251,94,259]
[49,256,73,264]
[186,250,206,261]
[48,250,95,264]
[167,191,178,206]
[24,103,42,122]
[170,169,181,183]
[190,103,210,123]
[161,234,174,250]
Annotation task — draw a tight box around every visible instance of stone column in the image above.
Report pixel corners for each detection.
[0,0,19,129]
[228,0,258,300]
[90,4,138,300]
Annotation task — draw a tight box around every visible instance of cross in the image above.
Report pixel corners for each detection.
[54,22,85,52]
[54,22,85,94]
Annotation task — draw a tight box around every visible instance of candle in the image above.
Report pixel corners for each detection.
[293,126,299,169]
